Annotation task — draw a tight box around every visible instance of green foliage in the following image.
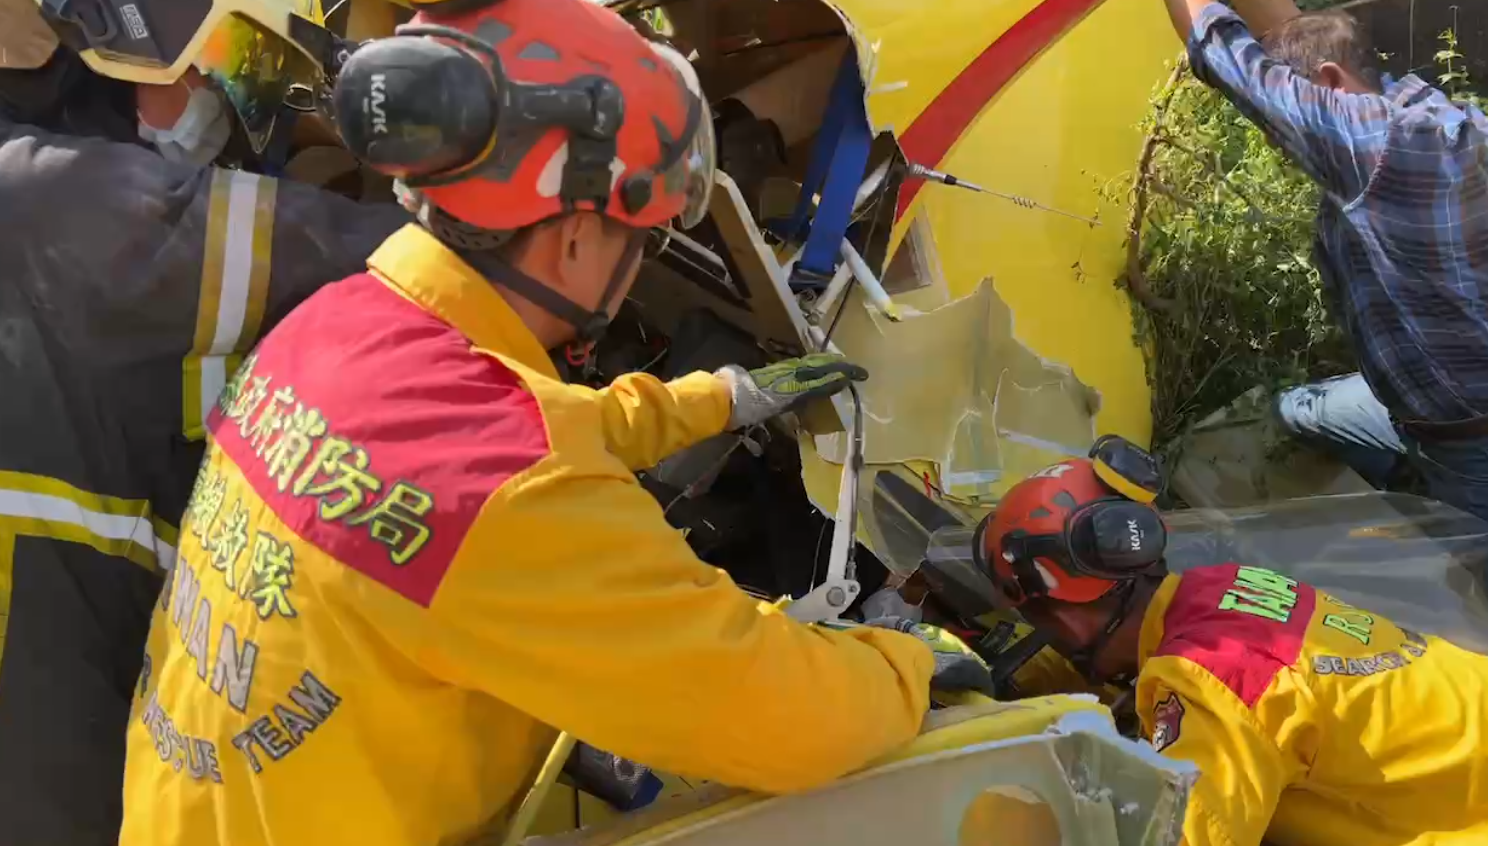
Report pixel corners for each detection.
[1437,26,1485,109]
[640,7,673,36]
[1122,70,1354,447]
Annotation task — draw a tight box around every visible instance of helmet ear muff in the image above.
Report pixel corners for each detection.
[1067,500,1166,578]
[1089,434,1162,504]
[334,33,500,182]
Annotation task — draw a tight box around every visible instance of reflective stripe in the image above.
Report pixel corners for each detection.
[0,472,173,575]
[212,171,261,355]
[0,477,175,671]
[0,490,158,553]
[183,170,278,440]
[199,354,229,427]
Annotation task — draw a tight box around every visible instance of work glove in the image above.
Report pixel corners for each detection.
[717,353,868,430]
[867,617,996,695]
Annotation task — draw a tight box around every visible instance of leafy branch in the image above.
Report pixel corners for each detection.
[1437,20,1484,109]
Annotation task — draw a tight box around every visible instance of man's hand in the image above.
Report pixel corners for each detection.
[717,353,867,430]
[866,618,995,695]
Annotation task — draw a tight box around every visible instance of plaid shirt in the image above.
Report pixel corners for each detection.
[1190,4,1488,425]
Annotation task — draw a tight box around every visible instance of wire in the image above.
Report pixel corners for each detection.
[905,163,1101,227]
[808,517,830,592]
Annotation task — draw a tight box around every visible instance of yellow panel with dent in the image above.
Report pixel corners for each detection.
[916,0,1174,449]
[800,0,1173,517]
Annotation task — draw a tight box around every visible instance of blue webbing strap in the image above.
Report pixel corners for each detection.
[784,52,873,288]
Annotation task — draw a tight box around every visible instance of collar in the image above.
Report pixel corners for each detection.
[367,225,559,380]
[1137,573,1184,667]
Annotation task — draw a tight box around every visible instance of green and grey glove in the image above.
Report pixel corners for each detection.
[717,353,868,430]
[867,617,996,695]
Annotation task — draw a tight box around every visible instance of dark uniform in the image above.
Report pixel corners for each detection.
[0,115,408,845]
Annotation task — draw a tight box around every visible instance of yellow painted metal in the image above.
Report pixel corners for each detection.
[910,0,1171,450]
[834,0,1047,137]
[516,695,1108,846]
[800,0,1174,513]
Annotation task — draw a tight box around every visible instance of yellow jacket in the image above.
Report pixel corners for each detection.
[1136,564,1488,846]
[119,224,934,846]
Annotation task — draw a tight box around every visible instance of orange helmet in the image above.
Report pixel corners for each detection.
[974,437,1167,608]
[333,0,714,235]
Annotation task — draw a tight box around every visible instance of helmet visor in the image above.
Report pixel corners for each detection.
[649,42,714,230]
[195,5,321,153]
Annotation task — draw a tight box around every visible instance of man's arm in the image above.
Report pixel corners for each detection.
[582,353,863,472]
[0,116,409,442]
[419,465,934,793]
[1164,0,1301,41]
[1161,0,1216,43]
[1138,657,1298,846]
[179,167,410,440]
[1181,3,1389,200]
[584,370,733,471]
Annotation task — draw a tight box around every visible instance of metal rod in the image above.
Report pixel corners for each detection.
[840,240,903,320]
[809,261,855,323]
[906,162,1101,227]
[854,158,894,215]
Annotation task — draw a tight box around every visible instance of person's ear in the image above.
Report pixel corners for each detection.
[553,212,606,296]
[1315,62,1351,92]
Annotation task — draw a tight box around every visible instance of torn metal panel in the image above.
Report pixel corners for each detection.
[813,280,1100,503]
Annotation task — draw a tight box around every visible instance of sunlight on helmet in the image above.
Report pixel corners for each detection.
[647,41,715,230]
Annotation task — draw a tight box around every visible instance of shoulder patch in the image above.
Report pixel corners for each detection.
[206,273,551,607]
[1151,693,1184,752]
[1154,563,1316,708]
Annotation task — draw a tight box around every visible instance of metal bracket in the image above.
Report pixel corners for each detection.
[787,383,865,623]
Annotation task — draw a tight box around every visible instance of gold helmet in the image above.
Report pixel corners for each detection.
[34,0,339,150]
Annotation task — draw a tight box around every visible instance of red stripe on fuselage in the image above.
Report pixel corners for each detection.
[894,0,1108,220]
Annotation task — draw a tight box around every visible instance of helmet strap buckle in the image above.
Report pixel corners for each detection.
[562,133,618,213]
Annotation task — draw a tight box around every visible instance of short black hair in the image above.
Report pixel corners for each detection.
[1262,10,1383,91]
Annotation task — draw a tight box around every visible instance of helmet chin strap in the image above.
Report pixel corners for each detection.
[1066,579,1143,685]
[461,230,647,355]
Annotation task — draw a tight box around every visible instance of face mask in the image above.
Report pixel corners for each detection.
[138,84,231,166]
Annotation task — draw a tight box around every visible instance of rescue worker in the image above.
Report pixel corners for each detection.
[120,2,985,844]
[0,3,410,844]
[1,0,237,161]
[975,436,1488,846]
